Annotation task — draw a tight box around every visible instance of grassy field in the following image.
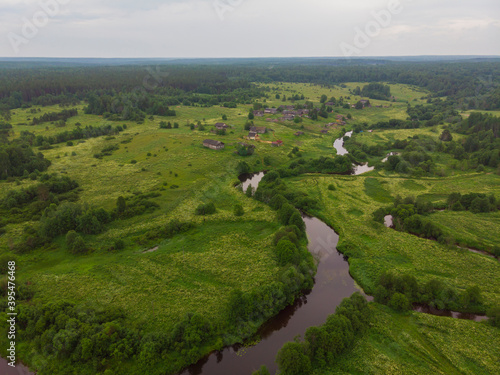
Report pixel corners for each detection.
[289,173,500,307]
[316,304,500,375]
[24,219,281,332]
[1,82,499,373]
[432,210,500,251]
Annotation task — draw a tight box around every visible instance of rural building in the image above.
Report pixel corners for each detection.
[281,115,295,121]
[320,129,329,134]
[248,131,257,140]
[253,111,264,117]
[295,131,305,136]
[215,122,229,130]
[326,102,335,106]
[271,140,283,147]
[203,139,225,150]
[250,126,268,134]
[264,108,278,114]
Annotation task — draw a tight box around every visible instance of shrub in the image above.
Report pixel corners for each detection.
[252,366,271,375]
[388,292,411,312]
[486,305,500,327]
[234,205,244,217]
[195,202,216,216]
[66,230,87,254]
[275,239,299,266]
[114,239,125,250]
[276,342,311,375]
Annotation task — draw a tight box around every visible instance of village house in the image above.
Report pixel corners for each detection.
[248,131,257,140]
[325,122,336,127]
[326,102,335,106]
[271,140,283,147]
[215,122,229,130]
[203,139,225,150]
[253,110,264,117]
[250,126,268,134]
[320,129,329,134]
[281,115,295,121]
[264,108,278,114]
[295,131,305,136]
[360,100,371,108]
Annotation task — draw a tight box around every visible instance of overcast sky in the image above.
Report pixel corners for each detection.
[1,0,499,58]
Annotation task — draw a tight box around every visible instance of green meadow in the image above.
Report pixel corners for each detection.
[316,304,500,375]
[1,81,499,374]
[288,173,500,307]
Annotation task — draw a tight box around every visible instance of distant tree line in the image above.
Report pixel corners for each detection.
[1,61,499,112]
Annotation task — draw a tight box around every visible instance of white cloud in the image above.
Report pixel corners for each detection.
[0,0,498,57]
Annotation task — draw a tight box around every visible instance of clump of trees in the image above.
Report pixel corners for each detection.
[259,293,371,375]
[355,83,391,100]
[31,108,78,125]
[114,193,161,219]
[40,202,111,238]
[2,174,79,211]
[195,202,216,216]
[254,170,319,212]
[16,299,220,375]
[30,124,125,148]
[0,141,51,180]
[374,271,485,313]
[373,195,446,242]
[236,143,255,156]
[446,192,498,213]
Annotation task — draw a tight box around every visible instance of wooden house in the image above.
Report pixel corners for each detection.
[203,139,225,150]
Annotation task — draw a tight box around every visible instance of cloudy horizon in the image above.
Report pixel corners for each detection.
[1,0,499,58]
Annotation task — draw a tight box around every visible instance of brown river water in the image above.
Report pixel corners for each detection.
[2,167,489,375]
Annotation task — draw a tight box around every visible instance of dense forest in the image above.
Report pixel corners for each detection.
[1,60,499,114]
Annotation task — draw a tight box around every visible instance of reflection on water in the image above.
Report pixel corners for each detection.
[238,172,266,193]
[384,215,394,228]
[352,164,375,175]
[180,174,360,375]
[0,358,34,375]
[382,152,400,163]
[333,131,373,175]
[332,130,353,156]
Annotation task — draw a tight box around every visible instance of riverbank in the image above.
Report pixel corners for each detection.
[313,303,500,375]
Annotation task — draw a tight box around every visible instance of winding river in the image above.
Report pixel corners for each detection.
[333,131,375,175]
[179,172,362,375]
[3,165,488,375]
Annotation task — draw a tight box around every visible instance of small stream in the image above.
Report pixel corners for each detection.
[333,131,375,175]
